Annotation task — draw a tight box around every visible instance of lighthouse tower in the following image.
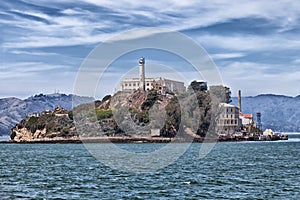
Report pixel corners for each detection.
[139,57,145,91]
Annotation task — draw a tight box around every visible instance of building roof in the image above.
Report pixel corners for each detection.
[219,103,237,108]
[239,113,253,119]
[122,77,185,84]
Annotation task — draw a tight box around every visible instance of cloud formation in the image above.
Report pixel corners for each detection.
[0,0,299,98]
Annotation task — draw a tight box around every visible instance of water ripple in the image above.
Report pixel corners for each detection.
[1,140,300,199]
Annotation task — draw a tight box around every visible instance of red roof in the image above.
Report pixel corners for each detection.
[239,113,253,119]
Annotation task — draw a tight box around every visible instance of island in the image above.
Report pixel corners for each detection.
[9,87,287,143]
[9,58,288,143]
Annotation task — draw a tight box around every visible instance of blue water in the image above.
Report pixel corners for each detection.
[1,137,300,199]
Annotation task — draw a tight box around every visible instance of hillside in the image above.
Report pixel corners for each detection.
[10,88,218,142]
[10,107,76,142]
[4,92,299,137]
[0,94,93,135]
[231,94,300,132]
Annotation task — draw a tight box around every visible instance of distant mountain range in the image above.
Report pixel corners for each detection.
[0,94,94,135]
[1,93,299,135]
[231,94,300,132]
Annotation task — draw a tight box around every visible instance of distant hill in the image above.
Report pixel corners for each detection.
[0,94,94,135]
[231,94,300,132]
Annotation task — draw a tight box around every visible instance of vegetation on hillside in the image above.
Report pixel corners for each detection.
[11,84,231,140]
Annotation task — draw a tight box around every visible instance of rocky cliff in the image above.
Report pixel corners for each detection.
[72,90,180,138]
[11,107,76,142]
[10,88,215,142]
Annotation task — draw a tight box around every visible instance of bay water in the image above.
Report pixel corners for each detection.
[1,135,300,199]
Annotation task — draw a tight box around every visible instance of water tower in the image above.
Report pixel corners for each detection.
[256,112,262,130]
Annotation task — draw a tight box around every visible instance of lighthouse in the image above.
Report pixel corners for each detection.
[139,57,145,91]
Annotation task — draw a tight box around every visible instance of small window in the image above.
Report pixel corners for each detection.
[146,83,150,86]
[125,84,128,86]
[133,83,136,86]
[129,84,131,86]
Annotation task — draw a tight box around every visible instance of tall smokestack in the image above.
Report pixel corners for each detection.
[139,57,145,91]
[238,90,242,113]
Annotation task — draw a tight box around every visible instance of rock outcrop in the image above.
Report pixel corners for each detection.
[11,107,77,142]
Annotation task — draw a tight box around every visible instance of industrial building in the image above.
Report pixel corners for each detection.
[217,90,259,135]
[217,103,242,135]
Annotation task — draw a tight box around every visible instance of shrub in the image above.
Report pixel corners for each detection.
[95,109,113,120]
[25,116,38,133]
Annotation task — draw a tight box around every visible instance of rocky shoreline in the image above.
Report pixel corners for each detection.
[1,134,288,144]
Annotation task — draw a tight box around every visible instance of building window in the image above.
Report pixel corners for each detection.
[125,84,127,86]
[133,83,136,86]
[129,84,131,86]
[146,83,149,86]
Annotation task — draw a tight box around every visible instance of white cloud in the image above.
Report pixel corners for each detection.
[211,53,246,60]
[0,62,72,77]
[10,9,51,21]
[9,50,58,56]
[1,0,300,97]
[78,0,300,31]
[292,59,300,64]
[197,34,300,51]
[219,61,300,96]
[3,0,300,50]
[60,8,89,15]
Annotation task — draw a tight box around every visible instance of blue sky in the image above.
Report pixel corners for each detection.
[1,0,300,99]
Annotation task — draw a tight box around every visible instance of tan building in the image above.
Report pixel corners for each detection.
[120,58,186,94]
[121,77,185,94]
[217,103,242,135]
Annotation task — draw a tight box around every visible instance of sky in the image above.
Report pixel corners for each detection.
[1,0,300,99]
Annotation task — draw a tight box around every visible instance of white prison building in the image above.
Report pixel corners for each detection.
[120,58,186,94]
